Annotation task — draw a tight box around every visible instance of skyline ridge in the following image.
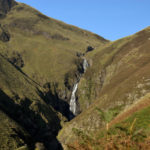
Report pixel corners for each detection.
[16,0,150,40]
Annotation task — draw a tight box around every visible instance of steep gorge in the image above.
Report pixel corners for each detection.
[0,1,108,149]
[0,0,150,150]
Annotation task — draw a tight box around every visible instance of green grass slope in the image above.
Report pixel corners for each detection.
[78,27,150,111]
[0,1,109,149]
[0,1,108,90]
[58,27,150,148]
[0,54,62,149]
[0,1,109,125]
[1,0,150,149]
[65,93,150,150]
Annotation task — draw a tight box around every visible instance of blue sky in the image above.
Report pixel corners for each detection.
[16,0,150,41]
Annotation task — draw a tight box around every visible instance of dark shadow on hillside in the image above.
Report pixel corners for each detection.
[37,87,75,121]
[0,54,75,121]
[0,89,63,150]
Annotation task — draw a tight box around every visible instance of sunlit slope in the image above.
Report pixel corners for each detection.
[0,2,108,88]
[61,93,150,150]
[0,1,109,149]
[76,26,150,111]
[58,27,150,147]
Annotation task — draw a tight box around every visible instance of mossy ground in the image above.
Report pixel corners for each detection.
[66,97,150,150]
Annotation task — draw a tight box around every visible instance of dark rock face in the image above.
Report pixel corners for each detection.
[0,0,17,16]
[0,89,63,150]
[41,82,74,120]
[0,30,10,42]
[8,52,24,68]
[86,46,94,53]
[76,52,84,57]
[0,25,10,42]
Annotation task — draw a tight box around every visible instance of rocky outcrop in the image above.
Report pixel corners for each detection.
[8,51,24,68]
[0,0,17,16]
[42,82,73,120]
[0,25,10,42]
[86,46,94,53]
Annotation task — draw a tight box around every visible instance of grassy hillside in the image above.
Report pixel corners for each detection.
[0,1,109,121]
[78,27,150,111]
[0,2,108,88]
[65,93,150,150]
[0,0,109,149]
[1,0,150,150]
[58,27,150,149]
[0,54,64,149]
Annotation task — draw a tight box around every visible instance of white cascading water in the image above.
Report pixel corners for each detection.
[83,59,89,73]
[69,83,78,115]
[69,59,89,116]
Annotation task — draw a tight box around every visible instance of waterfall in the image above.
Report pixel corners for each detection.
[69,58,89,117]
[83,59,89,73]
[69,83,78,115]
